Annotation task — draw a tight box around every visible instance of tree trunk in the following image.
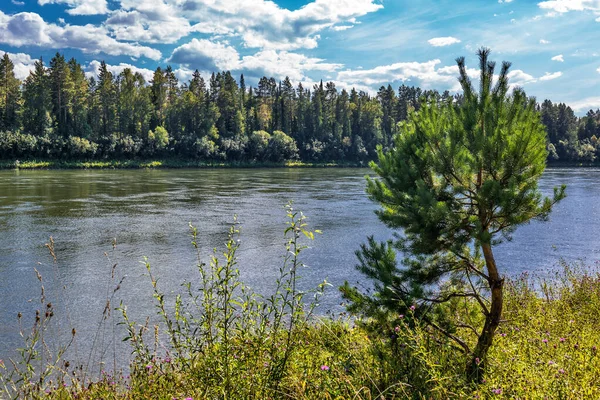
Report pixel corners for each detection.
[467,241,503,382]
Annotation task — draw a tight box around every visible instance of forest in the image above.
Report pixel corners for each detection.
[0,52,598,163]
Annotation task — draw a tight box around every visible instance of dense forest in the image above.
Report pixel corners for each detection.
[0,52,598,163]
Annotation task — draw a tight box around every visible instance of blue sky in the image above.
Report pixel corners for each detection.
[1,0,599,113]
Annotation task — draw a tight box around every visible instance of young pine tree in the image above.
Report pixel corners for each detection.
[341,48,565,381]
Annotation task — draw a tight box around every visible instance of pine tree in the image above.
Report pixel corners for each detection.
[22,58,52,137]
[341,48,566,381]
[0,53,21,131]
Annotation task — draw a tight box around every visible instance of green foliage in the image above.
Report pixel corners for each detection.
[342,48,566,380]
[248,130,271,160]
[267,130,299,162]
[3,212,600,399]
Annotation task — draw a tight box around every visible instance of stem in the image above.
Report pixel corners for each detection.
[467,240,503,382]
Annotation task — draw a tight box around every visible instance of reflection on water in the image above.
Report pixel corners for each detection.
[0,167,594,370]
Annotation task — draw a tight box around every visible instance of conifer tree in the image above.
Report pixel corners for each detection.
[0,53,21,131]
[341,48,566,381]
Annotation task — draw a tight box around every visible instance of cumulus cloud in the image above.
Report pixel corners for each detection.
[168,39,240,71]
[11,0,25,5]
[539,71,563,80]
[538,0,600,14]
[567,96,600,112]
[168,39,343,81]
[238,50,343,81]
[179,0,383,50]
[337,60,470,89]
[539,39,550,44]
[551,54,564,62]
[0,11,161,60]
[507,69,537,86]
[37,0,109,15]
[427,37,461,47]
[106,1,194,44]
[85,60,155,82]
[538,0,600,20]
[0,50,39,80]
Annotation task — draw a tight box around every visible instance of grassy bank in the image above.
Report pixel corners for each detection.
[0,159,366,170]
[1,214,599,399]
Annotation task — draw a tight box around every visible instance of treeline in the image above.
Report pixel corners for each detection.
[0,52,598,163]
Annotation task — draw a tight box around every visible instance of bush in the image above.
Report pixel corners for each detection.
[266,131,298,162]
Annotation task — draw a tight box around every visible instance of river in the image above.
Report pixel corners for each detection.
[0,167,595,371]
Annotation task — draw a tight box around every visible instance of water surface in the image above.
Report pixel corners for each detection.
[0,167,595,370]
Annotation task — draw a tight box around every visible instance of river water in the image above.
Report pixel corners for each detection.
[0,167,596,371]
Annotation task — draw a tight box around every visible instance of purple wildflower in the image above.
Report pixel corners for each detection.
[559,337,566,343]
[409,305,416,311]
[542,339,548,344]
[492,388,502,395]
[321,365,330,371]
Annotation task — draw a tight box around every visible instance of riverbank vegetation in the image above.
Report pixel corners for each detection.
[0,52,599,166]
[1,215,599,399]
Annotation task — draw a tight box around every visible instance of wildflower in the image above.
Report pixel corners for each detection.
[500,333,506,337]
[185,398,193,400]
[394,325,400,332]
[559,337,566,343]
[320,365,330,371]
[165,357,171,363]
[409,305,416,311]
[548,360,555,366]
[542,339,548,344]
[399,314,404,319]
[146,364,152,370]
[492,388,502,395]
[558,369,565,374]
[475,357,481,365]
[574,343,579,350]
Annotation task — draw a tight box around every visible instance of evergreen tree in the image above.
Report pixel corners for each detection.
[0,53,21,131]
[341,48,565,381]
[22,58,52,137]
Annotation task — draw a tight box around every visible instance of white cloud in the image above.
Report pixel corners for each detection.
[168,39,343,81]
[427,36,461,47]
[567,96,600,112]
[0,11,161,60]
[551,54,564,62]
[85,60,155,82]
[0,50,39,80]
[238,50,343,81]
[337,60,467,89]
[106,2,194,44]
[597,66,600,73]
[37,0,109,15]
[179,0,383,50]
[539,71,563,80]
[11,0,25,5]
[538,0,600,14]
[540,39,550,44]
[331,25,354,31]
[507,69,537,86]
[538,0,600,20]
[168,39,241,71]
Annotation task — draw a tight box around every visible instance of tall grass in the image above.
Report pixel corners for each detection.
[1,211,600,399]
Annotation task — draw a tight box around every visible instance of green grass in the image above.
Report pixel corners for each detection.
[2,218,600,399]
[0,159,366,170]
